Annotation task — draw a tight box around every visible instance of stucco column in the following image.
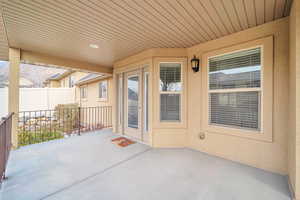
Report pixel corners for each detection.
[8,48,20,148]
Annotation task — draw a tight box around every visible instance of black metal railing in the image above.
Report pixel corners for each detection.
[18,106,112,147]
[0,113,13,186]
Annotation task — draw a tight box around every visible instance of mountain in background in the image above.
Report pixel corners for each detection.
[0,62,66,88]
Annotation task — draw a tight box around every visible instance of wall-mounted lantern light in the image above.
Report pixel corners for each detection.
[191,55,200,72]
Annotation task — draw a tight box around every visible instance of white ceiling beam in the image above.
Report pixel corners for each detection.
[20,50,113,75]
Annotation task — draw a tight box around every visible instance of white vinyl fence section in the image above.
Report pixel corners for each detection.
[0,88,75,118]
[0,87,8,118]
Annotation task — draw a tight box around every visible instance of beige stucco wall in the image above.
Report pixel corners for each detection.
[289,1,300,198]
[76,77,113,108]
[113,18,290,175]
[60,71,87,88]
[113,49,188,147]
[187,18,289,175]
[296,1,300,197]
[289,1,296,196]
[60,77,67,87]
[152,57,188,147]
[48,80,60,88]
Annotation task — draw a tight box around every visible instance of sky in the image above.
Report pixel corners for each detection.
[0,61,8,68]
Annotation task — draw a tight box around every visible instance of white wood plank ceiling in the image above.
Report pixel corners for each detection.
[0,0,293,67]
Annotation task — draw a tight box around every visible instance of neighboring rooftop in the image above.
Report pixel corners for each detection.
[45,70,74,82]
[0,62,66,88]
[47,73,62,80]
[76,73,109,85]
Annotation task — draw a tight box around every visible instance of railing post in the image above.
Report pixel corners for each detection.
[78,107,81,136]
[0,113,13,184]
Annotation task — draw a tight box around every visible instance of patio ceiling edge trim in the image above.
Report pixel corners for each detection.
[75,74,112,86]
[19,49,113,74]
[113,48,188,68]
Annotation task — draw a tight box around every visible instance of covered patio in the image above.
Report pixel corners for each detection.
[0,129,290,200]
[0,0,300,199]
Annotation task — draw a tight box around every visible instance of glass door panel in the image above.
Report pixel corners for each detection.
[124,71,142,139]
[127,75,139,129]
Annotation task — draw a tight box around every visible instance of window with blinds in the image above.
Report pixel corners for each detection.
[99,81,108,100]
[69,76,75,88]
[208,47,261,131]
[160,63,181,122]
[80,87,87,99]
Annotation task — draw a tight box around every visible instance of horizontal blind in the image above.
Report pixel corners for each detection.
[160,63,181,92]
[208,47,262,131]
[209,48,261,90]
[209,91,260,130]
[160,94,180,121]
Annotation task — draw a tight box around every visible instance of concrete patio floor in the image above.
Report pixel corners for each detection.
[0,129,291,200]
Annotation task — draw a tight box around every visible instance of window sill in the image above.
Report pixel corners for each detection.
[205,124,272,143]
[98,98,108,102]
[153,121,187,129]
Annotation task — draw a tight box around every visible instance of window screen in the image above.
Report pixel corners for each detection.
[159,63,182,122]
[208,47,261,131]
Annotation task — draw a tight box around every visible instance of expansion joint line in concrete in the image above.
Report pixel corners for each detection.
[40,148,152,200]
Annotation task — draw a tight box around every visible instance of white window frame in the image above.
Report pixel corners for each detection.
[201,36,273,142]
[98,80,108,101]
[118,74,123,128]
[159,62,183,122]
[69,76,75,88]
[144,71,149,133]
[80,86,87,100]
[207,46,263,132]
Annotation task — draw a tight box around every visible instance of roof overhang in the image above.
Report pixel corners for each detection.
[0,0,293,70]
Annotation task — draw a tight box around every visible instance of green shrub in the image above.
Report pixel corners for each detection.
[18,128,64,147]
[54,103,79,134]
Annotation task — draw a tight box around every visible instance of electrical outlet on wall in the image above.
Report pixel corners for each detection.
[199,132,205,140]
